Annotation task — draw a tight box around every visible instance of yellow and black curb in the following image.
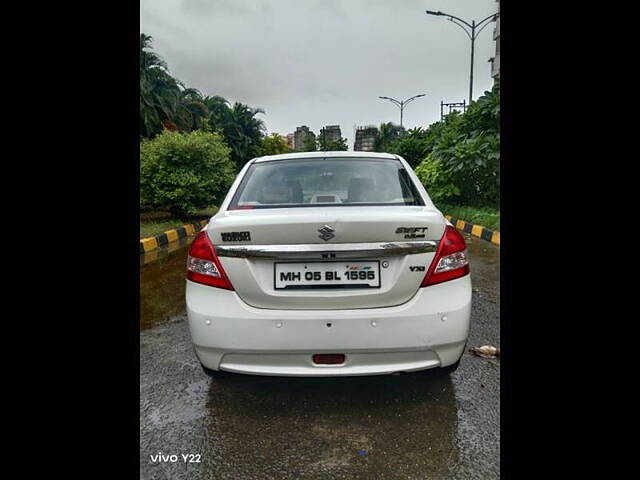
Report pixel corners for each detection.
[445,215,500,246]
[140,219,209,254]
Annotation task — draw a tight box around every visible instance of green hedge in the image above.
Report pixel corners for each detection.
[438,203,500,231]
[140,130,235,218]
[400,80,500,208]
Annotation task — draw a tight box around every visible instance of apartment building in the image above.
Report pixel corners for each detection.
[489,0,500,79]
[353,126,378,152]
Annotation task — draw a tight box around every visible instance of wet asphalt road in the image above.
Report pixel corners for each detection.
[140,234,500,479]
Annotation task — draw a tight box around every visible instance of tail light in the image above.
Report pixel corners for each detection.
[313,354,346,365]
[187,231,234,290]
[421,225,470,287]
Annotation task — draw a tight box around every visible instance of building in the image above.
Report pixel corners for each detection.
[353,125,378,152]
[488,0,500,79]
[318,125,343,150]
[285,133,295,149]
[293,125,316,150]
[319,125,342,142]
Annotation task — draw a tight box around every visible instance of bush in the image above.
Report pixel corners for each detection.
[412,81,500,208]
[260,133,290,156]
[388,128,429,169]
[140,130,235,218]
[415,154,460,203]
[433,86,499,207]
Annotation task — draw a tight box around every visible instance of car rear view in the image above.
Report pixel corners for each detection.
[186,152,471,376]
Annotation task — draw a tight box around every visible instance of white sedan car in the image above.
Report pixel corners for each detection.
[186,152,471,377]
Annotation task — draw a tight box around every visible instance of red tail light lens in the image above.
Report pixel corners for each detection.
[187,231,234,290]
[421,225,470,287]
[312,354,346,365]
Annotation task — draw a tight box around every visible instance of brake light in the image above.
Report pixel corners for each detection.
[421,225,470,287]
[187,231,234,290]
[313,354,346,365]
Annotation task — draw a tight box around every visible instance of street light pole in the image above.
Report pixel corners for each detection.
[426,10,498,104]
[378,94,426,129]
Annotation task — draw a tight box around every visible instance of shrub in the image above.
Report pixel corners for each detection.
[432,84,499,207]
[388,128,429,169]
[412,81,500,208]
[140,130,235,218]
[415,154,460,203]
[260,133,290,156]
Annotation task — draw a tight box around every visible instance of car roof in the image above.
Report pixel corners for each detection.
[252,151,400,163]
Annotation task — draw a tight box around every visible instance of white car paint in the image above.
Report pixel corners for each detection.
[186,152,471,376]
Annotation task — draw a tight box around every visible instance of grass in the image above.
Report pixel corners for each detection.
[437,203,500,231]
[140,206,219,238]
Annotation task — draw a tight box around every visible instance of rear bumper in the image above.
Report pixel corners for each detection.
[186,276,472,376]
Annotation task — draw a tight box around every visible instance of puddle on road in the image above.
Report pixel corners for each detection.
[463,233,500,300]
[140,236,194,331]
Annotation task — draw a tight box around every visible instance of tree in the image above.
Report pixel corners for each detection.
[300,134,317,152]
[139,33,270,171]
[260,133,291,156]
[374,122,405,152]
[140,130,235,218]
[140,34,182,138]
[324,138,348,151]
[140,34,211,139]
[317,130,348,151]
[386,127,429,168]
[204,96,266,170]
[180,88,209,131]
[414,80,500,207]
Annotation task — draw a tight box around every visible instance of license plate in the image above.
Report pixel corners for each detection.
[274,261,381,289]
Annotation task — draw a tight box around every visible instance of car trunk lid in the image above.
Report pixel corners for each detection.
[207,206,446,310]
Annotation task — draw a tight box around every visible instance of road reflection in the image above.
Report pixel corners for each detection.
[201,372,459,478]
[140,236,193,331]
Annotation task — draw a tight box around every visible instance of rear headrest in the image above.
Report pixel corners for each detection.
[285,180,303,203]
[258,180,303,204]
[259,185,292,204]
[347,177,376,202]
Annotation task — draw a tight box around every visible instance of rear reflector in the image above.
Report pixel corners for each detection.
[312,354,346,365]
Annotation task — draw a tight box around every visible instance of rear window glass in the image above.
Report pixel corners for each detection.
[228,158,424,210]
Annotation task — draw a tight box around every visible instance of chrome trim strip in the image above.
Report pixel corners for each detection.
[215,241,438,259]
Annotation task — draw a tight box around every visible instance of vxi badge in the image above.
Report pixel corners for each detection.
[396,227,428,239]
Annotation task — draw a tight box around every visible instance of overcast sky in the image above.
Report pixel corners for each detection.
[141,0,498,147]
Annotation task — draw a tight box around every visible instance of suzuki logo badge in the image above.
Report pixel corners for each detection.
[318,225,335,241]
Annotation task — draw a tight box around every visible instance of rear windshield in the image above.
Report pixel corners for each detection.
[228,158,424,210]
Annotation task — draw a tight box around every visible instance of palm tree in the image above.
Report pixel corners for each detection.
[178,88,209,131]
[140,34,268,152]
[204,97,266,169]
[203,95,232,131]
[374,122,405,152]
[140,34,184,137]
[140,34,211,137]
